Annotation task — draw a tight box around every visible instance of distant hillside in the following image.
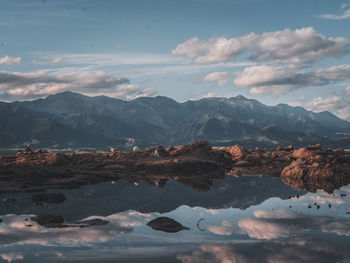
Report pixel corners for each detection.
[0,91,349,150]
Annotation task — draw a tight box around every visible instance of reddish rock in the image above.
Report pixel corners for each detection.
[306,144,322,150]
[292,148,315,159]
[276,146,283,151]
[335,148,344,154]
[224,145,246,161]
[0,141,349,194]
[285,145,294,151]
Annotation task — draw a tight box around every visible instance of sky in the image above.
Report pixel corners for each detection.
[0,0,350,120]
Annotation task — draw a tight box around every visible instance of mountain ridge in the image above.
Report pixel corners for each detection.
[0,91,349,150]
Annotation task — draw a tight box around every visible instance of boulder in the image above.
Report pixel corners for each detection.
[292,148,315,159]
[281,159,305,178]
[147,217,189,233]
[335,148,344,154]
[281,159,334,179]
[306,144,322,150]
[225,145,246,160]
[285,145,294,151]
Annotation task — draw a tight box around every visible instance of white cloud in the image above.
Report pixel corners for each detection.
[345,86,350,94]
[36,51,188,66]
[233,64,350,95]
[202,92,216,98]
[202,71,229,86]
[49,57,63,65]
[0,253,23,262]
[317,8,350,20]
[0,71,152,100]
[177,244,246,263]
[0,211,152,246]
[172,37,243,64]
[290,94,350,121]
[206,220,233,235]
[253,209,299,219]
[238,218,295,239]
[173,27,349,65]
[0,56,21,65]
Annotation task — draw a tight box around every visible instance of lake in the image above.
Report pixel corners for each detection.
[0,175,349,263]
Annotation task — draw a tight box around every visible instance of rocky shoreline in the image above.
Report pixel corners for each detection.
[0,141,349,194]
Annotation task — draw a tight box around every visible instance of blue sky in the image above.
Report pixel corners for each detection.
[0,0,350,119]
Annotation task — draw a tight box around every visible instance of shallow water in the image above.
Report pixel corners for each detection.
[0,175,349,263]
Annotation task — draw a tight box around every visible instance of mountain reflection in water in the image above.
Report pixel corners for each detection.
[0,175,349,263]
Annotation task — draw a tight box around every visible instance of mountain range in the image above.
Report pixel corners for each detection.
[1,91,350,150]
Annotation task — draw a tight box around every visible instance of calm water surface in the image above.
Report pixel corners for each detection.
[0,176,349,263]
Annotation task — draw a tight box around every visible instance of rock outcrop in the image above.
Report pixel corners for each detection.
[0,141,231,193]
[0,142,349,194]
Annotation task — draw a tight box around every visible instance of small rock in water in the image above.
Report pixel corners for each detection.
[32,192,66,204]
[77,218,109,227]
[2,196,18,202]
[32,213,64,227]
[147,217,189,233]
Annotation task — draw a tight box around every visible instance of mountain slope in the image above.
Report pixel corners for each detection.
[3,92,350,149]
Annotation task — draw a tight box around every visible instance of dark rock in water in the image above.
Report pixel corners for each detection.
[0,218,2,223]
[77,218,109,227]
[147,217,189,233]
[32,213,64,227]
[2,196,18,202]
[32,192,66,204]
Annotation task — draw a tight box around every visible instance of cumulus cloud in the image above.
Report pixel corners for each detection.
[206,220,234,235]
[238,205,350,241]
[238,218,296,239]
[202,92,216,98]
[173,27,349,65]
[0,56,21,65]
[202,71,229,86]
[233,64,350,95]
[0,71,151,100]
[172,37,243,64]
[290,93,350,121]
